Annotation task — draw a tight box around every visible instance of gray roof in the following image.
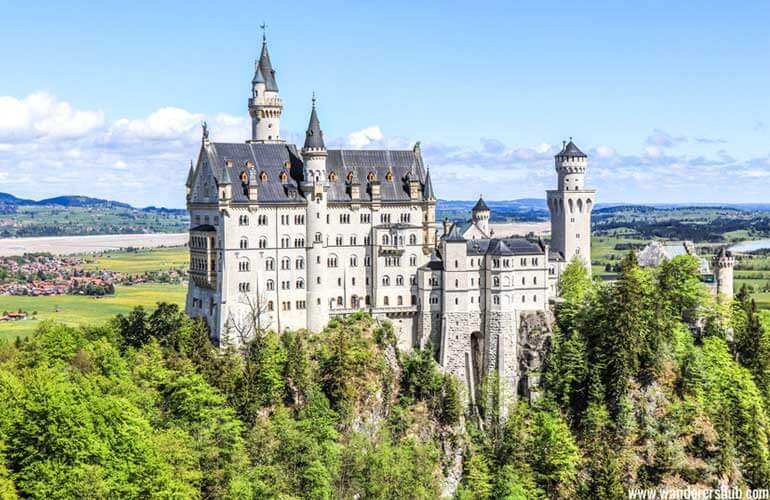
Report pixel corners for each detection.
[423,168,436,200]
[252,62,265,86]
[443,224,466,242]
[472,196,490,212]
[198,142,429,205]
[257,40,278,92]
[303,101,325,150]
[466,237,543,256]
[556,140,586,158]
[191,224,216,232]
[427,249,444,270]
[185,161,194,187]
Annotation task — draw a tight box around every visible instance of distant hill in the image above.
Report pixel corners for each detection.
[0,192,182,213]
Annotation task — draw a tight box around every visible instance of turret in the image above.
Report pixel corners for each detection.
[472,196,491,236]
[302,96,329,332]
[186,160,195,200]
[218,161,232,203]
[547,138,595,270]
[713,247,735,301]
[248,33,283,143]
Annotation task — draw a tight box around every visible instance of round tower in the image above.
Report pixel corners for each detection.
[546,139,595,270]
[713,247,735,301]
[471,196,491,236]
[248,34,283,143]
[301,96,329,332]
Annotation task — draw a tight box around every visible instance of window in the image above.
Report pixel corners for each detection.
[382,234,390,245]
[522,277,526,285]
[294,214,305,224]
[281,235,290,248]
[455,279,459,287]
[365,256,372,267]
[327,255,338,267]
[239,237,248,249]
[364,235,371,245]
[239,215,249,226]
[337,296,343,306]
[382,276,390,286]
[409,234,417,245]
[296,300,306,310]
[410,254,417,266]
[315,232,322,243]
[340,214,350,224]
[397,295,403,305]
[258,215,268,225]
[267,300,274,311]
[329,171,337,182]
[266,280,274,291]
[384,296,390,306]
[360,213,371,223]
[280,172,288,183]
[260,171,268,183]
[455,260,459,269]
[493,276,500,287]
[294,237,305,248]
[350,235,357,246]
[396,275,404,286]
[411,295,417,305]
[238,259,250,272]
[350,256,358,267]
[367,172,375,182]
[380,213,391,223]
[296,278,305,289]
[494,295,500,305]
[429,295,439,305]
[281,281,290,290]
[238,282,250,292]
[336,235,343,246]
[347,171,354,183]
[281,257,290,270]
[296,257,305,269]
[410,274,416,285]
[386,171,393,182]
[259,237,268,249]
[265,258,274,271]
[281,214,289,225]
[282,301,291,311]
[534,276,537,285]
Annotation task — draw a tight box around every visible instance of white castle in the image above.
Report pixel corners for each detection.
[185,36,595,407]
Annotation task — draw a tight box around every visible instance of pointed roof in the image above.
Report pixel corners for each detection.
[257,38,279,92]
[423,168,436,200]
[444,224,466,242]
[252,60,265,85]
[185,160,194,187]
[303,97,325,150]
[556,139,587,158]
[219,163,232,185]
[472,196,490,212]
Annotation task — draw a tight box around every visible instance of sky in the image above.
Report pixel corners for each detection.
[0,0,768,208]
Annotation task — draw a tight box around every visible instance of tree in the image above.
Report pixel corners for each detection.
[114,306,149,351]
[227,288,272,345]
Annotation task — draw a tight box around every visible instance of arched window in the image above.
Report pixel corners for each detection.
[266,280,274,291]
[239,214,249,226]
[259,237,268,249]
[327,255,338,267]
[409,254,417,266]
[383,275,391,286]
[281,257,291,270]
[296,257,305,269]
[493,295,500,305]
[260,171,268,183]
[265,258,274,271]
[238,259,249,272]
[382,234,390,245]
[409,234,417,245]
[493,276,500,287]
[386,171,393,182]
[296,278,305,289]
[294,237,305,248]
[367,172,375,182]
[350,255,358,267]
[396,275,404,286]
[281,235,290,248]
[239,237,248,249]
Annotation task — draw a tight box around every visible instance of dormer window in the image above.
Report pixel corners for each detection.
[367,172,375,182]
[260,171,268,183]
[280,172,288,183]
[240,171,248,184]
[386,171,393,182]
[329,172,337,182]
[346,171,354,183]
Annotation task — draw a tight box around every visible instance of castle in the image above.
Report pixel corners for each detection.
[185,36,594,408]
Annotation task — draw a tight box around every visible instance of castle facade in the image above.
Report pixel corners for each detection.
[185,37,595,406]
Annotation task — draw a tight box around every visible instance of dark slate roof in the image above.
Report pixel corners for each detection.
[191,224,216,232]
[443,224,466,242]
[252,62,265,86]
[423,168,436,200]
[472,196,490,212]
[716,247,733,259]
[466,237,543,256]
[325,149,428,203]
[303,102,325,150]
[556,140,587,158]
[185,161,194,188]
[258,40,278,92]
[427,249,444,270]
[200,142,429,205]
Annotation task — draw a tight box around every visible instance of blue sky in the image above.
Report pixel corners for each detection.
[0,0,768,207]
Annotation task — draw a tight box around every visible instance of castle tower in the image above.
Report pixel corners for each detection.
[248,33,283,143]
[301,96,329,332]
[547,139,595,270]
[472,196,491,236]
[713,247,735,301]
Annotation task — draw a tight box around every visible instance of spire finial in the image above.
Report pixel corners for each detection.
[569,136,573,142]
[312,91,316,108]
[201,121,209,142]
[260,22,267,43]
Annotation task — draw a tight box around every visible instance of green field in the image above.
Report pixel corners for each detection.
[81,246,189,273]
[0,283,186,339]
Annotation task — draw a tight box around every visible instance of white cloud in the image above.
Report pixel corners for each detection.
[347,126,384,148]
[0,92,104,142]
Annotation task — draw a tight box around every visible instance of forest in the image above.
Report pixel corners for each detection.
[1,254,770,498]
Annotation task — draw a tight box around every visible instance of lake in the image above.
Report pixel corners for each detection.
[0,233,188,257]
[729,239,770,253]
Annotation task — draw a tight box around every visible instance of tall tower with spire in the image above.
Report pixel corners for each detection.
[248,31,283,143]
[547,139,595,270]
[301,96,329,332]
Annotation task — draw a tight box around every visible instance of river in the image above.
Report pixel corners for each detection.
[0,233,189,257]
[728,239,770,253]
